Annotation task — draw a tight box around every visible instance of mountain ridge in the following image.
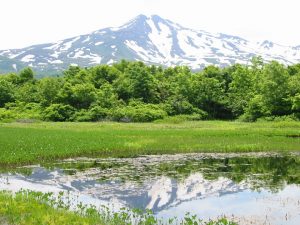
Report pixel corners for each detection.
[0,14,300,75]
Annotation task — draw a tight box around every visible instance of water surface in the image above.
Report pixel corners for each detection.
[0,153,299,225]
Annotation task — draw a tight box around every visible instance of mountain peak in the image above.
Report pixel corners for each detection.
[133,14,148,21]
[132,14,166,21]
[118,14,150,30]
[150,14,164,20]
[128,14,169,26]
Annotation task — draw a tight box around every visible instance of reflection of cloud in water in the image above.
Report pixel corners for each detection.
[147,176,173,209]
[158,185,300,225]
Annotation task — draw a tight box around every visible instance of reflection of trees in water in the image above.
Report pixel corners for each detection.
[156,156,300,191]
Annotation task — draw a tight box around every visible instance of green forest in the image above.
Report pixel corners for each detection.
[1,57,300,122]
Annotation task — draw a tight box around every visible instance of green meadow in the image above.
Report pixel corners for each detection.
[0,120,299,167]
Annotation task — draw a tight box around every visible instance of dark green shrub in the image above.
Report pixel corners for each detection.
[43,104,75,121]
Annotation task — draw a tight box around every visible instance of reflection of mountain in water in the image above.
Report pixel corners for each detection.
[2,167,248,213]
[1,153,300,214]
[145,173,247,212]
[81,173,248,212]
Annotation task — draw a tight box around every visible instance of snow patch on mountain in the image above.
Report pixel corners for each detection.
[12,64,17,71]
[60,37,80,51]
[49,59,63,64]
[43,41,64,50]
[82,36,91,43]
[125,40,151,61]
[107,59,115,65]
[147,19,173,59]
[21,54,35,62]
[95,41,104,46]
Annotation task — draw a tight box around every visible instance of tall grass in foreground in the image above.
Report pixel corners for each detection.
[0,190,236,225]
[0,121,299,166]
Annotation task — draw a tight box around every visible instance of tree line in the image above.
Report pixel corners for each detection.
[0,57,300,122]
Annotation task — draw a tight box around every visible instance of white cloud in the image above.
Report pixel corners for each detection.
[0,0,299,50]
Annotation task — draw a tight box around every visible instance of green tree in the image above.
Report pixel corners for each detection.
[58,83,96,109]
[202,65,232,91]
[37,77,62,106]
[63,66,81,80]
[95,83,120,108]
[0,79,15,107]
[243,95,268,121]
[19,67,34,83]
[115,62,158,103]
[287,63,300,76]
[89,65,120,88]
[190,73,229,118]
[260,61,291,115]
[228,65,254,117]
[15,82,39,103]
[288,72,300,96]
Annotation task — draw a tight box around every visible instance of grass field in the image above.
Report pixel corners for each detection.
[0,120,300,167]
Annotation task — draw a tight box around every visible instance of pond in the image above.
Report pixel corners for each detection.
[0,153,300,225]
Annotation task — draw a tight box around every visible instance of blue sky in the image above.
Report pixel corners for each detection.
[0,0,299,49]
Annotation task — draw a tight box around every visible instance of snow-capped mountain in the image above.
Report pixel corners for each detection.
[1,14,300,75]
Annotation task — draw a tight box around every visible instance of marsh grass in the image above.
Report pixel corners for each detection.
[0,121,299,166]
[0,190,237,225]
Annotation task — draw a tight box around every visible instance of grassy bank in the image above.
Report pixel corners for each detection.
[0,191,236,225]
[0,121,300,166]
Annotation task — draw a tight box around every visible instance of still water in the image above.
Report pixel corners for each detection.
[0,153,299,225]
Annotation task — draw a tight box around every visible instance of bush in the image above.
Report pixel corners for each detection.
[109,103,167,122]
[155,113,208,124]
[240,95,269,122]
[0,108,15,122]
[88,106,110,121]
[71,109,93,122]
[0,102,42,121]
[71,107,111,122]
[257,115,299,122]
[164,97,200,116]
[42,104,75,121]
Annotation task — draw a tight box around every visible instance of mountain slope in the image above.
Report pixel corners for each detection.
[0,55,27,73]
[1,14,300,75]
